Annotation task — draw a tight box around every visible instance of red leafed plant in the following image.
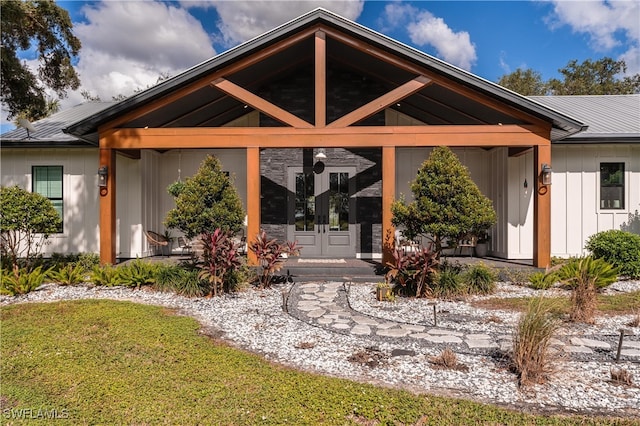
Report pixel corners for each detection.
[386,247,439,298]
[198,228,241,297]
[249,230,300,288]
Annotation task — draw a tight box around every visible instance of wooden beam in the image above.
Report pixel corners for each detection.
[246,147,260,266]
[211,78,313,128]
[102,125,550,149]
[315,30,326,128]
[99,26,319,132]
[322,26,551,129]
[533,144,551,268]
[382,146,396,264]
[327,75,432,128]
[99,147,116,265]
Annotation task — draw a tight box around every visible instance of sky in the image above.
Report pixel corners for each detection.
[2,0,639,133]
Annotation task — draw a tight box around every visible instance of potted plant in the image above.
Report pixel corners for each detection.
[474,231,490,258]
[375,282,392,301]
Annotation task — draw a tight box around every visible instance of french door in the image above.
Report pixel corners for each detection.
[288,166,355,257]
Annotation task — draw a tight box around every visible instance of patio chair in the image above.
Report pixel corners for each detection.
[176,236,193,256]
[455,234,477,257]
[144,230,169,257]
[395,229,420,254]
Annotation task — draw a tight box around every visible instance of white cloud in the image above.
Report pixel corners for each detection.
[183,0,364,46]
[67,1,215,105]
[546,0,640,75]
[381,3,477,71]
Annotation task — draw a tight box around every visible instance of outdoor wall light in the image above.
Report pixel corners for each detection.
[98,166,108,188]
[541,163,552,185]
[315,148,327,160]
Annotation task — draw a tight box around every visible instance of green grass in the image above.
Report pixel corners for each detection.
[473,291,640,315]
[1,300,637,425]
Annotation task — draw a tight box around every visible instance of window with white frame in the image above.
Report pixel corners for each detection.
[32,166,63,232]
[600,162,625,210]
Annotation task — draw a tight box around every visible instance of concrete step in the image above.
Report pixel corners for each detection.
[281,259,384,282]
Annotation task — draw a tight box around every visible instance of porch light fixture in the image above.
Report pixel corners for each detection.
[315,148,327,160]
[541,164,552,185]
[98,166,108,188]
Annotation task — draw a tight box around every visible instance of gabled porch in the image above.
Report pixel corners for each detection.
[65,9,584,268]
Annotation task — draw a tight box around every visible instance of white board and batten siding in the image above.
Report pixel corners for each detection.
[1,149,147,258]
[551,144,640,258]
[1,148,101,255]
[138,148,248,256]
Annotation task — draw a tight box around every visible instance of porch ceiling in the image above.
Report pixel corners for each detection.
[118,35,526,131]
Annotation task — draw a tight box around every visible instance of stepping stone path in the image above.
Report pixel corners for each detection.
[287,281,640,362]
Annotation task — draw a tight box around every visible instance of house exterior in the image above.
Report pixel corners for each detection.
[2,9,638,267]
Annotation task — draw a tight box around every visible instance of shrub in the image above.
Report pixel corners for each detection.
[155,264,207,297]
[391,147,497,258]
[585,230,640,279]
[431,261,464,298]
[0,266,49,295]
[165,155,245,239]
[0,186,62,271]
[90,264,120,287]
[557,256,619,323]
[249,230,300,288]
[199,229,241,297]
[528,271,558,290]
[512,297,561,386]
[116,259,157,289]
[48,263,88,286]
[462,263,496,295]
[385,247,438,297]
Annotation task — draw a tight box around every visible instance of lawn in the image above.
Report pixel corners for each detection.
[1,299,636,425]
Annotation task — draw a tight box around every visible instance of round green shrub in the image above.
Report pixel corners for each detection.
[463,263,497,295]
[585,230,640,279]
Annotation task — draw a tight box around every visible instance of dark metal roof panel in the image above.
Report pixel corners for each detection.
[1,102,114,146]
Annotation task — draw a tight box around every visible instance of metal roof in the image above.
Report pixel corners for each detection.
[1,102,114,147]
[63,8,586,141]
[529,95,640,142]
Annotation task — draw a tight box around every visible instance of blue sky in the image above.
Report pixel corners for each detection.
[2,1,638,132]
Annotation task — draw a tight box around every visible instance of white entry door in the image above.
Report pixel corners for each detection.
[288,166,355,257]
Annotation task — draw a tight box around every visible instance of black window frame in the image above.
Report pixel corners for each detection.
[32,165,64,233]
[599,162,625,210]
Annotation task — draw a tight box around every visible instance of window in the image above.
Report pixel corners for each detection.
[32,166,63,232]
[600,162,625,210]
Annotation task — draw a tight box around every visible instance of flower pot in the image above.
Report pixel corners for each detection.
[475,243,488,258]
[376,286,391,301]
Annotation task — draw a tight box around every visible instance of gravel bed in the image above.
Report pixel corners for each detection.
[2,282,639,418]
[349,281,640,337]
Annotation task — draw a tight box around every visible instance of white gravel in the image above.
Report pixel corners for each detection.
[2,281,639,418]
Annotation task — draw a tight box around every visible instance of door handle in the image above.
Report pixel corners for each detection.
[323,216,326,233]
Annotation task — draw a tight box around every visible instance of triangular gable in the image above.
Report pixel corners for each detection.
[65,8,584,144]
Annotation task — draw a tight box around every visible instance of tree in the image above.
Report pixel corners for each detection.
[165,155,245,239]
[1,0,81,120]
[497,58,640,96]
[391,147,497,257]
[548,58,640,95]
[497,68,546,96]
[0,185,62,271]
